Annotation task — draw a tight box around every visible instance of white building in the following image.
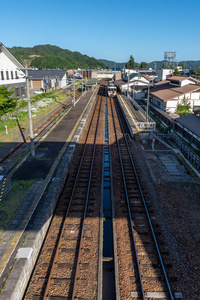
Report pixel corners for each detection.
[0,43,26,97]
[149,76,200,113]
[155,69,173,82]
[115,72,149,95]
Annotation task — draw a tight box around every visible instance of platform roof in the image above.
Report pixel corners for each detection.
[176,114,200,137]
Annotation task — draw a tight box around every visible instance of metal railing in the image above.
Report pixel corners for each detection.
[172,133,200,169]
[156,133,200,169]
[136,121,156,130]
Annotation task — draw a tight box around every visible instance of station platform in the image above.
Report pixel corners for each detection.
[0,87,99,300]
[117,94,156,138]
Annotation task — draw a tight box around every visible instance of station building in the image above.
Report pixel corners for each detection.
[0,43,26,97]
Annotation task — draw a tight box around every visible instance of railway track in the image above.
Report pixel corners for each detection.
[22,82,177,299]
[23,87,105,300]
[109,95,174,299]
[0,91,81,172]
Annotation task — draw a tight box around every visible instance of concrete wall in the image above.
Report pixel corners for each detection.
[114,71,121,81]
[181,79,195,86]
[191,92,200,100]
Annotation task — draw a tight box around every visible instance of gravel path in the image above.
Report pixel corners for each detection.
[130,139,200,299]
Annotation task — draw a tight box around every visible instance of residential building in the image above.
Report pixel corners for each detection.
[148,76,200,113]
[0,43,26,97]
[115,72,149,97]
[28,69,67,91]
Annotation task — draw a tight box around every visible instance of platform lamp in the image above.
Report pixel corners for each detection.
[127,70,130,98]
[81,69,83,95]
[17,67,36,157]
[146,77,155,123]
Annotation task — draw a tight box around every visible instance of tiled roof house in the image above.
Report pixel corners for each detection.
[149,76,200,113]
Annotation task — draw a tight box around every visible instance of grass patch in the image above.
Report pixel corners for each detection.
[0,90,72,144]
[0,179,36,231]
[0,259,16,294]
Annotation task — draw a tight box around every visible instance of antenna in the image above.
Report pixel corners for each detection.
[164,51,176,69]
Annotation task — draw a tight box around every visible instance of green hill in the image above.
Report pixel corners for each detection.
[9,44,107,69]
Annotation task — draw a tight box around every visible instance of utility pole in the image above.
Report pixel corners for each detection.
[25,69,35,156]
[146,80,150,123]
[133,80,135,102]
[73,69,75,106]
[127,70,130,98]
[17,67,35,156]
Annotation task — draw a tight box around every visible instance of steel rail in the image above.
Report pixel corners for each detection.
[71,89,103,299]
[42,87,103,299]
[115,99,174,300]
[109,97,146,300]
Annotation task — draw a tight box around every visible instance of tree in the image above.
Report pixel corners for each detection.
[175,96,192,117]
[173,68,181,76]
[127,55,135,69]
[193,67,200,80]
[140,61,148,69]
[0,85,17,116]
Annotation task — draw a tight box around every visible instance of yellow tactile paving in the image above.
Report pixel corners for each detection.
[118,94,140,132]
[0,87,99,277]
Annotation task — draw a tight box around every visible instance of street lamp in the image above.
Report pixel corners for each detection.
[17,67,35,156]
[127,70,130,98]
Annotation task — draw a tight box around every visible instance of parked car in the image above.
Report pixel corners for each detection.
[33,88,44,94]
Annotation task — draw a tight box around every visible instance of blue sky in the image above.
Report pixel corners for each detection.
[1,0,200,63]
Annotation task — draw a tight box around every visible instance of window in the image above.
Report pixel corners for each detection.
[6,71,9,80]
[16,88,20,96]
[15,71,18,79]
[1,71,4,80]
[11,71,14,79]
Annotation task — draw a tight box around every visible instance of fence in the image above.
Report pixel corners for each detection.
[157,133,200,169]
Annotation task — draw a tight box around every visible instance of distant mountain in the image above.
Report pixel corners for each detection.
[8,44,107,69]
[99,59,200,70]
[148,60,200,70]
[98,59,126,70]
